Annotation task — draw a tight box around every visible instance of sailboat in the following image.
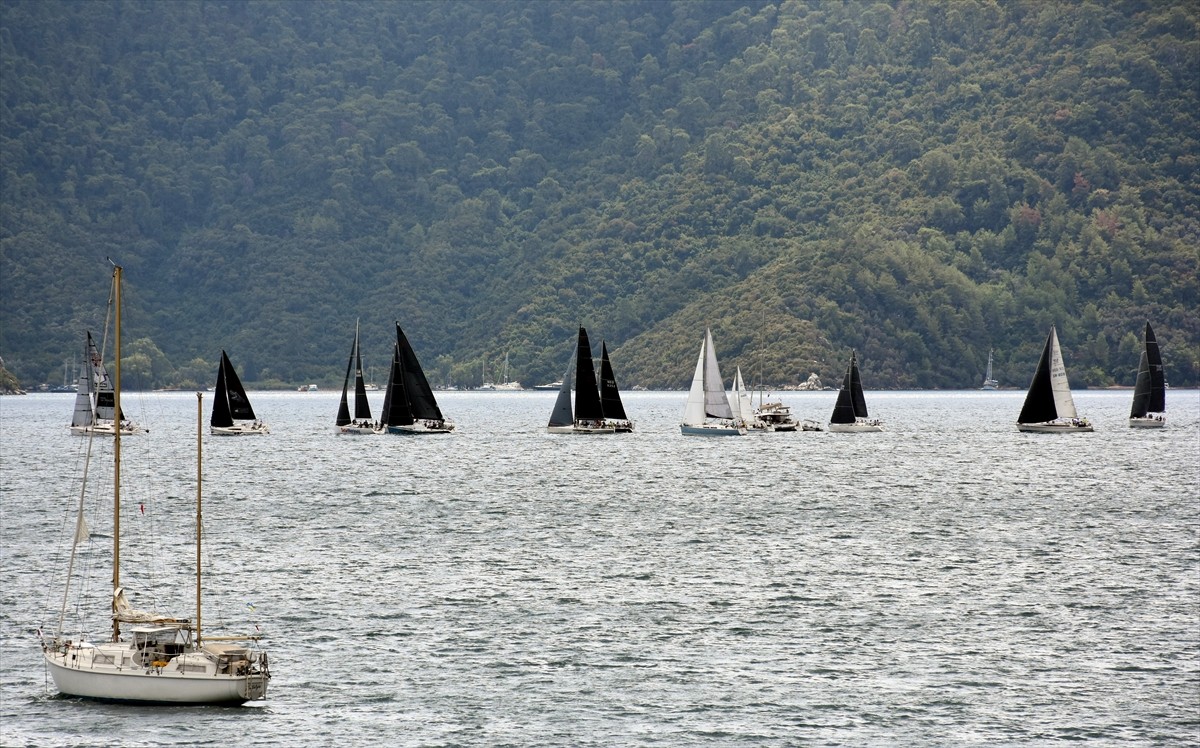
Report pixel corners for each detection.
[336,319,380,435]
[740,369,801,432]
[493,352,523,391]
[42,263,270,704]
[1016,325,1093,433]
[1129,322,1166,428]
[981,350,999,390]
[546,327,616,434]
[598,341,634,432]
[68,331,146,436]
[680,328,745,436]
[828,350,884,432]
[380,323,454,434]
[728,367,755,430]
[210,351,269,435]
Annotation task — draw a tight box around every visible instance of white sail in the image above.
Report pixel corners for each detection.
[702,328,733,419]
[1047,328,1078,419]
[731,367,753,427]
[682,336,709,426]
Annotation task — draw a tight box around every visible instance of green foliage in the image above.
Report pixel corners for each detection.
[1,0,1197,391]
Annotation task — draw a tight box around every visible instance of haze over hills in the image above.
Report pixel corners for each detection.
[2,0,1197,391]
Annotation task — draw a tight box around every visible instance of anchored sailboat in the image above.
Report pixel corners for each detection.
[210,351,269,435]
[680,328,745,436]
[42,264,270,705]
[380,323,454,434]
[828,351,884,432]
[1016,326,1092,433]
[69,330,146,436]
[981,350,999,390]
[336,319,380,435]
[1129,322,1166,428]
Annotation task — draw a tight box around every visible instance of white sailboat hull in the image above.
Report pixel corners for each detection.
[1016,420,1093,433]
[828,419,884,433]
[211,423,270,436]
[337,424,382,435]
[681,423,746,436]
[43,648,266,705]
[547,423,616,434]
[69,421,147,436]
[387,422,454,434]
[1128,415,1166,429]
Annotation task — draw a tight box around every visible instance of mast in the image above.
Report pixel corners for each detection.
[196,391,203,644]
[110,261,122,643]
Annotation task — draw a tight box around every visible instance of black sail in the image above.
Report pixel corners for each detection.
[212,350,256,427]
[396,324,444,422]
[573,327,604,422]
[598,342,628,421]
[380,342,408,427]
[547,341,576,428]
[336,331,355,427]
[830,360,856,424]
[353,338,372,420]
[1018,329,1057,424]
[1131,322,1166,417]
[849,352,869,418]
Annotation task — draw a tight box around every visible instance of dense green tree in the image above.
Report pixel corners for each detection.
[0,0,1196,391]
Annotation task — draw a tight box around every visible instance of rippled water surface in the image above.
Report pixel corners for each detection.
[2,389,1198,746]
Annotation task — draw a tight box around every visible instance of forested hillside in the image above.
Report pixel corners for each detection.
[2,0,1197,390]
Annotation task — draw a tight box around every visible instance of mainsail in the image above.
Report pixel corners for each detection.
[1130,322,1165,418]
[573,327,604,422]
[396,324,444,422]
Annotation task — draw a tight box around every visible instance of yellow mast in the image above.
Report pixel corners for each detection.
[110,262,122,643]
[196,392,203,645]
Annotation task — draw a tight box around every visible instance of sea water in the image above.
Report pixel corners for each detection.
[1,389,1197,746]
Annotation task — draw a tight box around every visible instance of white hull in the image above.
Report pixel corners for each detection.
[681,423,746,436]
[337,423,382,435]
[211,423,270,436]
[749,421,798,433]
[1129,415,1166,429]
[43,644,266,705]
[387,422,454,434]
[547,423,616,434]
[70,421,147,436]
[1017,420,1093,433]
[828,419,884,433]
